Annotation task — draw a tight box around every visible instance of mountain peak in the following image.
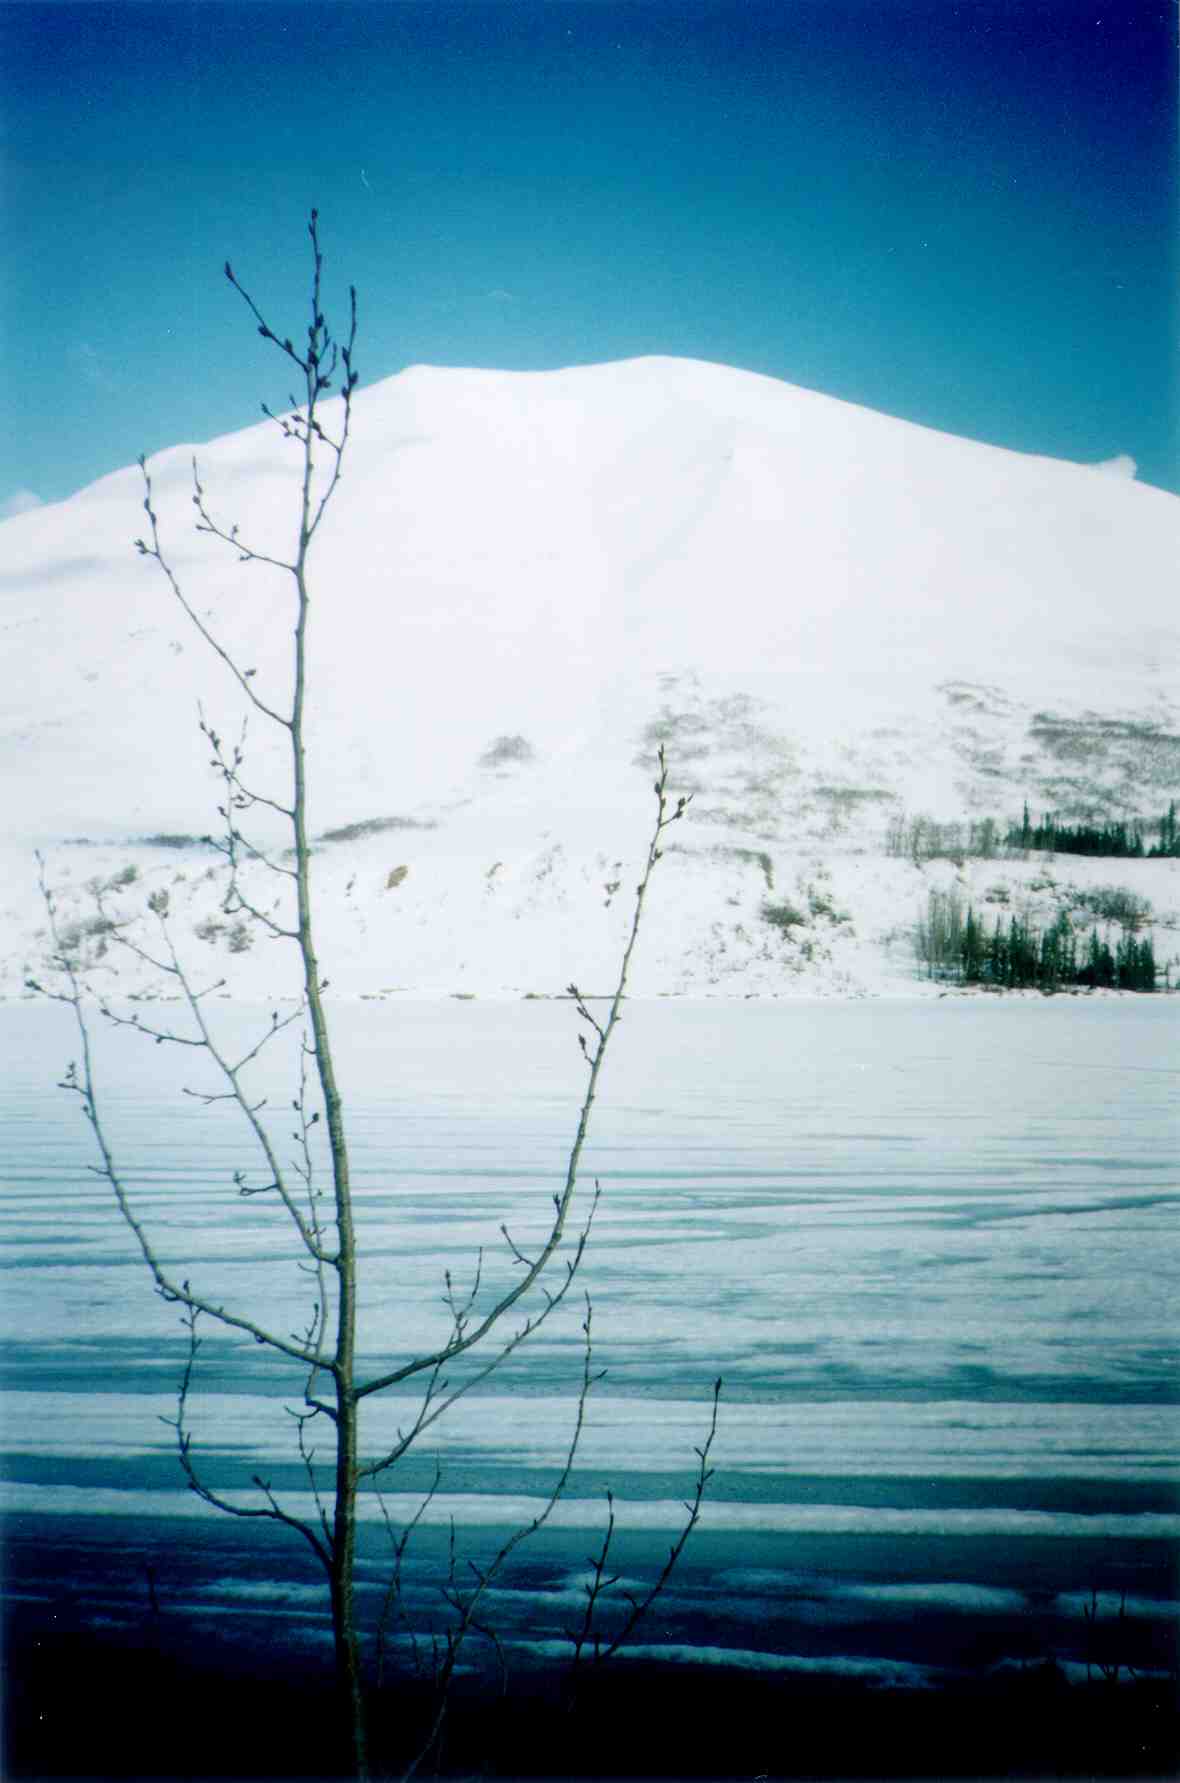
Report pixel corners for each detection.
[5,358,1177,998]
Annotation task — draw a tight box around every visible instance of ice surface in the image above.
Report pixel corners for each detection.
[2,1000,1175,1567]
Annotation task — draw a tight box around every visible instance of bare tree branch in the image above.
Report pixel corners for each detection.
[374,1461,442,1690]
[36,861,332,1368]
[134,462,292,728]
[359,1193,601,1482]
[356,751,688,1405]
[574,1375,722,1670]
[399,1296,604,1783]
[163,1303,333,1571]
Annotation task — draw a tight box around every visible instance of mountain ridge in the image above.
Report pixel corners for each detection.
[5,356,1178,999]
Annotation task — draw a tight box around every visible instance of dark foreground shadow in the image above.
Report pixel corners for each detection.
[5,1607,1178,1783]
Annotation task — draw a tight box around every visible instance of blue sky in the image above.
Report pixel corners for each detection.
[2,0,1175,512]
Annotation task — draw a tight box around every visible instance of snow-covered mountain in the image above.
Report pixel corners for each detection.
[4,357,1179,999]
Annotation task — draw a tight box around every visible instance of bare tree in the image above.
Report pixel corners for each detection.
[34,213,715,1781]
[912,885,966,979]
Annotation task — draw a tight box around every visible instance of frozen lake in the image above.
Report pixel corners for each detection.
[2,995,1178,1688]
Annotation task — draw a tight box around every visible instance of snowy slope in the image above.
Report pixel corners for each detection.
[3,357,1179,999]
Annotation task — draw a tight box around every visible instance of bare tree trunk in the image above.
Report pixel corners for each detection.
[333,1388,368,1780]
[289,392,370,1776]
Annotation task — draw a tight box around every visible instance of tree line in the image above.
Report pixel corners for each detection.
[1007,800,1180,859]
[915,890,1158,991]
[886,801,1179,866]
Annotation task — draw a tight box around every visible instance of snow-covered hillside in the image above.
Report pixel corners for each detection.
[4,357,1179,999]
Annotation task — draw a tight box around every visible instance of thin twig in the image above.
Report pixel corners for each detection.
[358,752,689,1405]
[400,1296,603,1783]
[584,1376,722,1667]
[162,1303,331,1571]
[374,1461,442,1689]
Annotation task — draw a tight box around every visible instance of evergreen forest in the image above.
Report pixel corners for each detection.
[1006,800,1180,860]
[915,891,1158,991]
